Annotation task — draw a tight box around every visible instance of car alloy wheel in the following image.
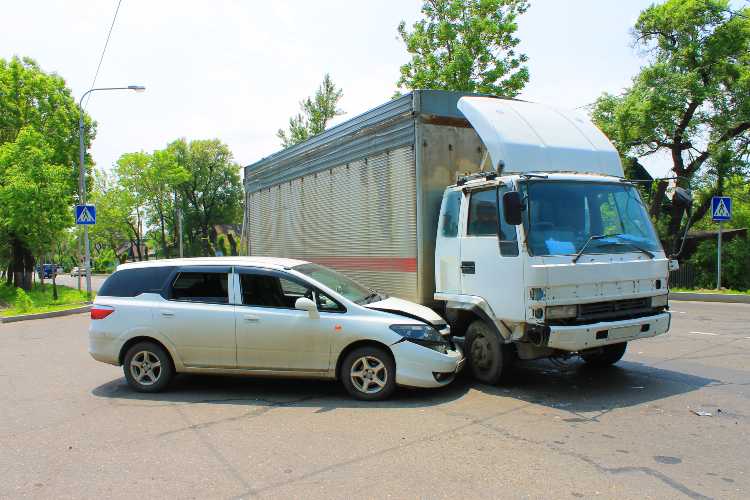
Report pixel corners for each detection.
[350,355,388,394]
[129,350,163,386]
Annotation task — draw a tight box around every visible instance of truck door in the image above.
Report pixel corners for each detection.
[459,184,524,320]
[435,189,463,294]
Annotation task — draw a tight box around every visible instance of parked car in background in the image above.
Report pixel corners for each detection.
[36,264,57,279]
[70,267,84,277]
[89,257,464,400]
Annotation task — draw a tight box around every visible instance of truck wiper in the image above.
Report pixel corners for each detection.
[600,240,655,260]
[573,233,654,263]
[572,233,621,263]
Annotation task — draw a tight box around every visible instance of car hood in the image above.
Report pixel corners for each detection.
[364,297,445,327]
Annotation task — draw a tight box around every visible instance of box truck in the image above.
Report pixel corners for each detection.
[243,90,675,383]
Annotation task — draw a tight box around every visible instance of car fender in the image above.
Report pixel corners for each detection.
[116,326,185,370]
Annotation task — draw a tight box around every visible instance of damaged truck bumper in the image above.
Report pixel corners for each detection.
[546,312,671,352]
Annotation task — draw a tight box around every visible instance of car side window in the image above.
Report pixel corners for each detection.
[171,272,228,303]
[240,271,345,312]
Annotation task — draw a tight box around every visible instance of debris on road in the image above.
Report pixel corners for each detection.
[691,409,712,417]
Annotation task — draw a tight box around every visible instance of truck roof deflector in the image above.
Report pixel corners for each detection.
[456,97,624,177]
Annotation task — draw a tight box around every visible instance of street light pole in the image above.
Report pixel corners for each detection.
[78,85,145,296]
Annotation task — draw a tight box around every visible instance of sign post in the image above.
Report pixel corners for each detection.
[711,196,732,289]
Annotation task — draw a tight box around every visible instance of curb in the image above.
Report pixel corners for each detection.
[1,304,92,323]
[670,292,750,304]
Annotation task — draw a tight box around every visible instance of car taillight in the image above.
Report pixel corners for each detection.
[91,306,114,320]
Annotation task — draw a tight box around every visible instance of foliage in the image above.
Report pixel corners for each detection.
[93,248,117,273]
[170,138,243,256]
[0,57,92,289]
[88,170,138,261]
[277,74,344,147]
[216,234,231,256]
[689,237,750,290]
[0,283,91,317]
[396,0,529,96]
[12,288,33,313]
[591,0,750,251]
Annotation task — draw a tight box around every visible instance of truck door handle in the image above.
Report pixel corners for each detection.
[243,315,260,323]
[461,261,476,274]
[161,310,174,317]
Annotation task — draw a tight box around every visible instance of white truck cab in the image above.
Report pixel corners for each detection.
[434,97,671,382]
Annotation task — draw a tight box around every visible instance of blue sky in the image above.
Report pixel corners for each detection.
[1,0,728,178]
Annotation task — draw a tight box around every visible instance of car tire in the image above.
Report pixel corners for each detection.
[465,320,512,385]
[123,341,174,393]
[580,342,627,368]
[341,346,396,401]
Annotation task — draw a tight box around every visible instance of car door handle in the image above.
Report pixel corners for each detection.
[243,315,260,323]
[160,310,174,317]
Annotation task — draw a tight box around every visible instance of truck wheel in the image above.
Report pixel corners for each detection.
[465,320,511,385]
[580,342,627,367]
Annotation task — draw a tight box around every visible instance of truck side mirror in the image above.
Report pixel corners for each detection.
[672,187,693,211]
[502,191,523,226]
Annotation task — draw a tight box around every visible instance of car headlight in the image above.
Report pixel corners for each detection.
[545,304,577,320]
[390,324,448,353]
[651,294,668,308]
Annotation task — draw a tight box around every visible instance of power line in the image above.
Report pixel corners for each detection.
[83,0,124,109]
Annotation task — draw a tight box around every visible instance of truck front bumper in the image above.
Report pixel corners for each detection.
[546,312,670,352]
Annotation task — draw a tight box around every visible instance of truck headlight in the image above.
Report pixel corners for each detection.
[390,324,448,353]
[545,304,577,319]
[651,294,668,308]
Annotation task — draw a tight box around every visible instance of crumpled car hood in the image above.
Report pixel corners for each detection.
[364,297,445,326]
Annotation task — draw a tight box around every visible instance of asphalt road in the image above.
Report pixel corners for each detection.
[1,301,748,499]
[53,274,108,292]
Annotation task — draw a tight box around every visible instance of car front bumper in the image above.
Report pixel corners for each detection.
[391,341,464,388]
[546,312,671,352]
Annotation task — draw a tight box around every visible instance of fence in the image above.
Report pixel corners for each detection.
[669,261,696,289]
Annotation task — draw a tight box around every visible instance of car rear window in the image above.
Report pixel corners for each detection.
[99,267,176,297]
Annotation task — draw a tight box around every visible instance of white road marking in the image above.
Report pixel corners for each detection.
[689,331,719,336]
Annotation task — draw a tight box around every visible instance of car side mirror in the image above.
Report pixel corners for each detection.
[672,187,693,211]
[295,297,320,319]
[502,191,523,226]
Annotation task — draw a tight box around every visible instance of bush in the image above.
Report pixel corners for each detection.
[13,288,34,312]
[689,237,750,290]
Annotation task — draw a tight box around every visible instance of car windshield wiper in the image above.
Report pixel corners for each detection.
[573,233,654,263]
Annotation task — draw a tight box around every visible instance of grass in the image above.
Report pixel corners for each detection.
[671,287,750,295]
[0,282,93,317]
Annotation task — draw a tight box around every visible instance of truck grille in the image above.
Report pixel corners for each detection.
[577,297,652,322]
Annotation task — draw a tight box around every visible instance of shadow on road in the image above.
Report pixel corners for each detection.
[92,356,717,416]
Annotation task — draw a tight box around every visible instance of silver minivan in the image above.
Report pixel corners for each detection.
[89,257,464,400]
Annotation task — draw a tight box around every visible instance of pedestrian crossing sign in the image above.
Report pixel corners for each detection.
[75,204,96,225]
[711,196,731,222]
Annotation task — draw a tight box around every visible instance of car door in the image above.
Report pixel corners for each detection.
[157,266,237,368]
[234,268,339,372]
[460,185,525,321]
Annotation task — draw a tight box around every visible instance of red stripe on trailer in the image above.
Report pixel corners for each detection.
[309,257,417,273]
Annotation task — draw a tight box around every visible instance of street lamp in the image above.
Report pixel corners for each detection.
[78,85,145,295]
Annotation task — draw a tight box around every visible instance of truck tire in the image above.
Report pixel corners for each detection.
[580,342,627,367]
[465,320,511,385]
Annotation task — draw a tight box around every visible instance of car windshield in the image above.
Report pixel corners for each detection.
[292,263,383,304]
[519,180,662,257]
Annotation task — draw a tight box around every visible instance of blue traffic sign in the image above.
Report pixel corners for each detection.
[75,204,96,225]
[711,196,731,222]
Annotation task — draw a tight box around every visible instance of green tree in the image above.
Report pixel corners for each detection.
[0,128,73,289]
[277,74,344,147]
[88,170,137,262]
[591,0,750,252]
[396,0,529,96]
[0,57,94,289]
[170,139,243,255]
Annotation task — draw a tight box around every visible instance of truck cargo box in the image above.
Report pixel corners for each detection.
[244,90,491,305]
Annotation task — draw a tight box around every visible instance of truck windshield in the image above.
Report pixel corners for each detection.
[292,263,383,304]
[519,180,662,257]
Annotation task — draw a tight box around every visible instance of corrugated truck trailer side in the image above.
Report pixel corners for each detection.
[243,90,489,306]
